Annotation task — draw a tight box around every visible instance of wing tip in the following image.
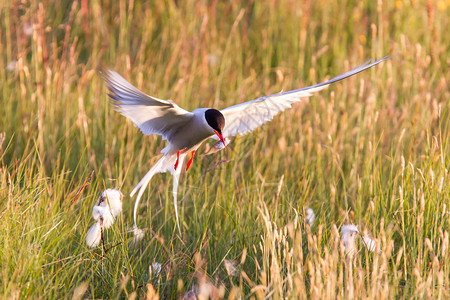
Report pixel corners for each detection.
[97,64,113,80]
[368,54,392,66]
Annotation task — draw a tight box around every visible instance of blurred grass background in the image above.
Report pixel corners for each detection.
[0,0,449,298]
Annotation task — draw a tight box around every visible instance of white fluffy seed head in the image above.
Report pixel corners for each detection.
[92,205,102,221]
[224,259,238,276]
[98,189,123,217]
[305,208,315,226]
[133,225,145,242]
[341,224,359,256]
[341,224,359,235]
[362,234,378,252]
[86,222,102,248]
[92,205,114,229]
[151,262,162,278]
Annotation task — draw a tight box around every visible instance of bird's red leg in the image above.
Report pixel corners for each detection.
[174,151,180,170]
[186,150,196,171]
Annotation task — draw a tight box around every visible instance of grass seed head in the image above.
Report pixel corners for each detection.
[198,282,219,300]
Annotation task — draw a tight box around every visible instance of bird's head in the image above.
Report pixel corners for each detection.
[205,109,226,149]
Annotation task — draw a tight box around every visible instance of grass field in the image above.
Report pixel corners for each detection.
[0,0,449,298]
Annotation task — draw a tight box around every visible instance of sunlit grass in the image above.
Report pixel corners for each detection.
[0,0,449,298]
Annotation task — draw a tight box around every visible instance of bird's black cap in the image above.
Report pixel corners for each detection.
[205,109,225,132]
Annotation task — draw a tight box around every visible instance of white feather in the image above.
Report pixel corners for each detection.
[100,68,194,141]
[171,153,186,234]
[130,152,186,236]
[220,56,390,138]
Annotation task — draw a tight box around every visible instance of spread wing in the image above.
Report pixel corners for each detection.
[100,68,194,142]
[220,56,390,138]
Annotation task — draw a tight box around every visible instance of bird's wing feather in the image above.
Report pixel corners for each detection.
[100,68,194,141]
[220,56,390,138]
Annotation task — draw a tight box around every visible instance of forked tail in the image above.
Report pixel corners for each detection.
[130,152,186,238]
[172,157,184,234]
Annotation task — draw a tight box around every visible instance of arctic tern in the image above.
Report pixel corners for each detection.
[100,56,390,236]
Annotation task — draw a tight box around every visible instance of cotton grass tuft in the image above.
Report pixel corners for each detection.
[97,188,123,217]
[92,205,114,229]
[86,188,123,248]
[86,220,102,248]
[151,262,162,278]
[361,228,379,253]
[341,224,359,256]
[362,235,378,252]
[305,208,315,226]
[133,225,145,242]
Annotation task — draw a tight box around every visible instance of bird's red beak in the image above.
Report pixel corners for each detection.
[214,130,227,150]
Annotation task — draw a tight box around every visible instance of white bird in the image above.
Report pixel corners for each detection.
[100,56,390,235]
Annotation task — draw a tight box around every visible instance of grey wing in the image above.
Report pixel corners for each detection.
[220,56,390,138]
[100,68,194,141]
